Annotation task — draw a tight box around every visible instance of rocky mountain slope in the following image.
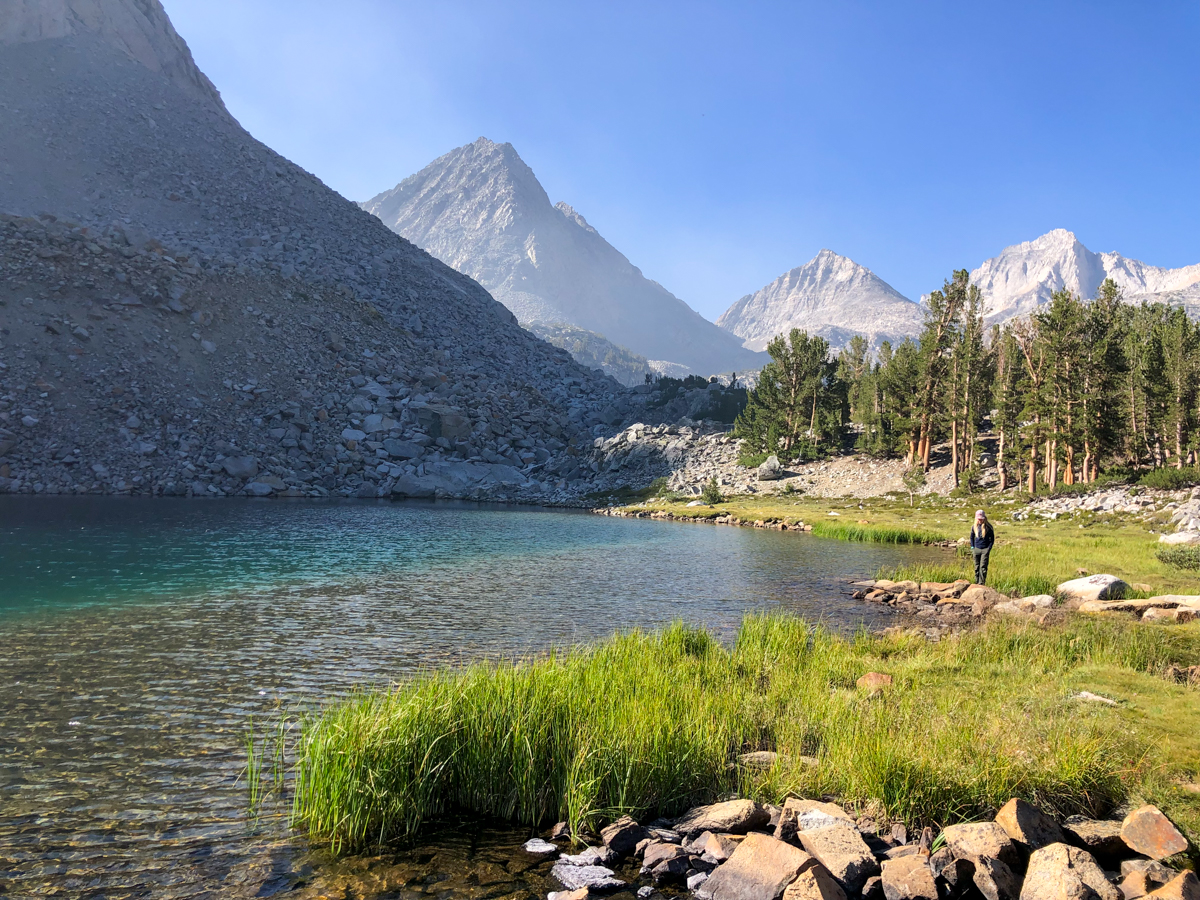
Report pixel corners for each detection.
[717,250,924,352]
[970,229,1200,324]
[361,138,765,377]
[525,322,651,387]
[0,0,626,502]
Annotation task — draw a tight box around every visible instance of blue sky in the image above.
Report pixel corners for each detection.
[163,1,1198,321]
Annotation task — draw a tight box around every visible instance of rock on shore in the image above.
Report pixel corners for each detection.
[535,799,1193,900]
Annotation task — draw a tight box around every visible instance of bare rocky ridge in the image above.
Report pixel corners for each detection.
[717,250,924,352]
[0,0,636,501]
[361,138,766,378]
[969,228,1200,325]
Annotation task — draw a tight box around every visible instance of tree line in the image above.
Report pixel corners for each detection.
[733,271,1200,491]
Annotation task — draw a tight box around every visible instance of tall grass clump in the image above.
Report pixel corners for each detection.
[294,614,1200,852]
[810,521,948,545]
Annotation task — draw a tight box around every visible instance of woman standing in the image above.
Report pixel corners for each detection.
[970,509,995,585]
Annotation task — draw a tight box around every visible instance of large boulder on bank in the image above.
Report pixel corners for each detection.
[675,799,771,837]
[1121,805,1188,860]
[798,826,880,896]
[1159,532,1200,545]
[995,798,1066,852]
[1056,574,1128,605]
[758,455,784,481]
[775,799,855,843]
[1018,843,1119,900]
[695,832,816,900]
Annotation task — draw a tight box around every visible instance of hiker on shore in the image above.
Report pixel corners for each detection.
[970,509,995,585]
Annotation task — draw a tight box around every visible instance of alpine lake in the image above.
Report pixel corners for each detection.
[0,496,947,899]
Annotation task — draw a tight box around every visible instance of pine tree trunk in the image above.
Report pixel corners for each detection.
[951,419,959,487]
[998,428,1008,491]
[1064,444,1075,485]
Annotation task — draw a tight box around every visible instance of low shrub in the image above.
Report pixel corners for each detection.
[1155,545,1200,570]
[1138,467,1200,492]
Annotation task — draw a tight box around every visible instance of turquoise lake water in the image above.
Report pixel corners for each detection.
[0,497,945,898]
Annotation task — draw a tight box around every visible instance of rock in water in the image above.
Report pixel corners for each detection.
[549,863,624,892]
[522,838,558,859]
[600,815,646,857]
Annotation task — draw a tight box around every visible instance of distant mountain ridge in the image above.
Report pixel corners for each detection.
[969,229,1200,324]
[717,250,924,352]
[361,138,766,378]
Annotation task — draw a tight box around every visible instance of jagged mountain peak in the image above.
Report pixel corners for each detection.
[362,140,765,377]
[971,229,1200,324]
[0,0,226,112]
[717,250,922,352]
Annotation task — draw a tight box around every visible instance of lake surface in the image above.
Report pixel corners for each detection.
[0,497,945,899]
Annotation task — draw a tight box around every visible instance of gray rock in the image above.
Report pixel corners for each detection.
[221,456,259,478]
[758,455,783,481]
[521,838,558,859]
[549,862,624,892]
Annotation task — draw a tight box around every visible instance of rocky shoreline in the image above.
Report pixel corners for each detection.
[521,796,1195,900]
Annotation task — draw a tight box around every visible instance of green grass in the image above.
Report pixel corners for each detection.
[292,614,1200,853]
[809,521,948,544]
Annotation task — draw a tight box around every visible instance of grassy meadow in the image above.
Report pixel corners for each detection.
[292,613,1200,853]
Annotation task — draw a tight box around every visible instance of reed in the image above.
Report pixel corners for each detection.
[292,614,1200,852]
[809,521,949,544]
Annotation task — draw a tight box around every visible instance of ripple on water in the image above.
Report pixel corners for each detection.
[0,497,946,897]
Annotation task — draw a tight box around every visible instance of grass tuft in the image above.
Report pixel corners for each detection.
[292,614,1200,853]
[810,521,948,544]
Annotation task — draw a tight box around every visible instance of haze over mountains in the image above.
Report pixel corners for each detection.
[361,138,766,378]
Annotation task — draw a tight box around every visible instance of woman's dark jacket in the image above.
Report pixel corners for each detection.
[970,522,995,550]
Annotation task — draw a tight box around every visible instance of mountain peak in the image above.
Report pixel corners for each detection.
[717,252,921,352]
[972,230,1200,323]
[362,141,765,376]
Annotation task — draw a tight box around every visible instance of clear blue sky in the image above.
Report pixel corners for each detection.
[163,1,1198,321]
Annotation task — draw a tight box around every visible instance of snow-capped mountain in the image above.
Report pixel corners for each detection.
[971,229,1200,324]
[717,250,924,352]
[361,138,765,377]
